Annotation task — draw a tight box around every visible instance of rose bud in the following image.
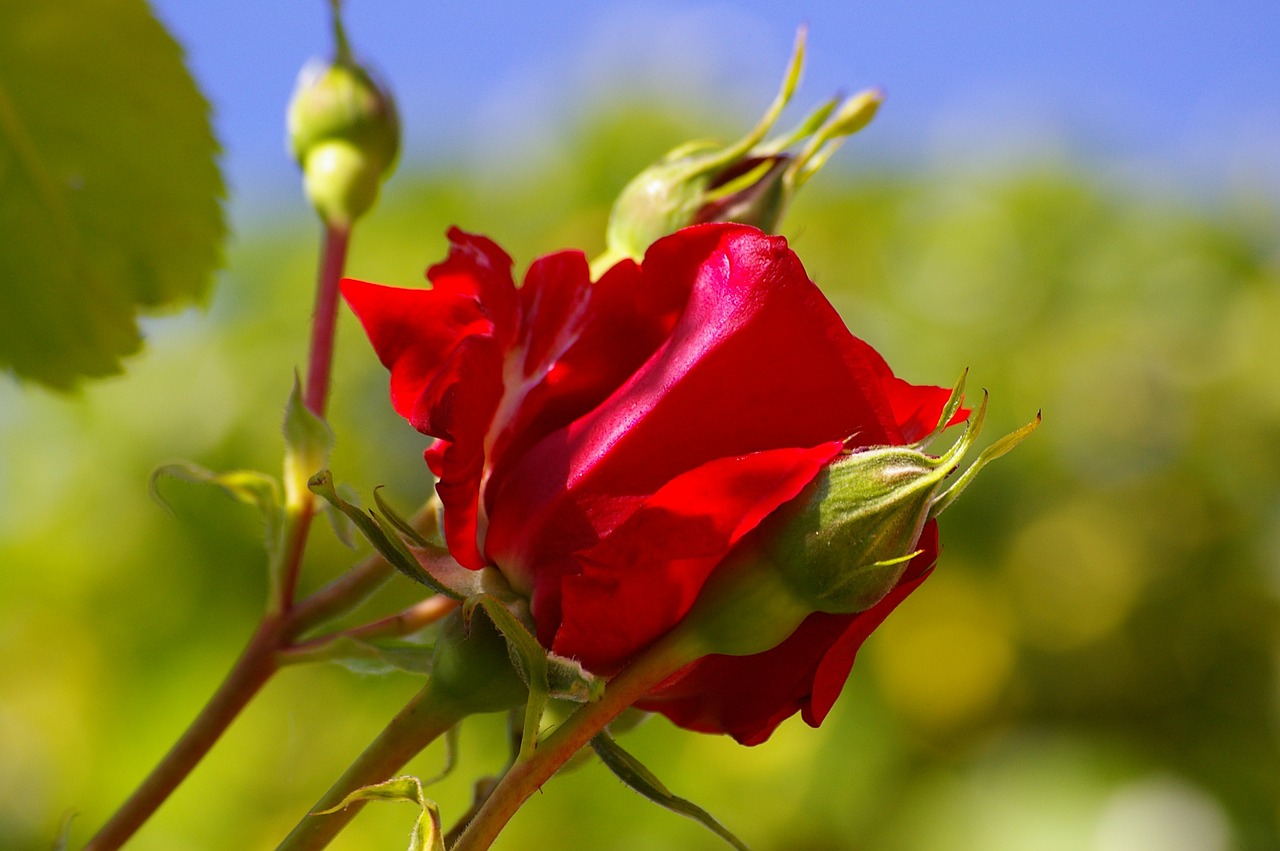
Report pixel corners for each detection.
[599,29,883,273]
[287,32,399,225]
[343,223,1024,744]
[666,385,1039,663]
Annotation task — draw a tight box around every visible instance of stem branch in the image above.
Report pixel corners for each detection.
[276,683,467,851]
[451,636,697,850]
[83,619,284,851]
[305,222,351,419]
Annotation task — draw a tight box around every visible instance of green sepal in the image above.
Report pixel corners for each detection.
[547,654,605,704]
[322,480,361,548]
[590,731,749,851]
[307,471,480,599]
[427,607,527,714]
[375,486,433,548]
[313,776,443,851]
[463,594,549,762]
[287,6,399,226]
[930,408,1043,519]
[149,462,286,597]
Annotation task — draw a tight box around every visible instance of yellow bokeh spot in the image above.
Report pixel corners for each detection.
[870,568,1016,732]
[1004,500,1148,651]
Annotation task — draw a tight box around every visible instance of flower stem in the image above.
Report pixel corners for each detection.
[83,218,384,850]
[279,595,457,666]
[450,635,698,850]
[277,220,351,614]
[305,221,350,419]
[82,618,284,851]
[275,682,468,851]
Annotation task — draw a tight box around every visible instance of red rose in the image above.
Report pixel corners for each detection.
[342,223,953,744]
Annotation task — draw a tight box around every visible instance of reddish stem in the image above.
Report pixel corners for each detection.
[305,222,351,418]
[82,618,284,851]
[451,636,697,851]
[83,220,364,850]
[279,221,350,614]
[275,683,467,851]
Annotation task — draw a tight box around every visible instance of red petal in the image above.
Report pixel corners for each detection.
[487,256,688,482]
[427,228,520,348]
[340,278,489,420]
[550,442,844,674]
[884,376,962,443]
[408,335,505,570]
[486,224,905,586]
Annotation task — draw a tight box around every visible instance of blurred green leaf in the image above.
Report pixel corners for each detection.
[149,462,284,555]
[310,635,436,676]
[0,0,224,388]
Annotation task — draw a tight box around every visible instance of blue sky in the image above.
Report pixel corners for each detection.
[152,0,1280,216]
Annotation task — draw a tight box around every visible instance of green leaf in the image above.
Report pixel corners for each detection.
[590,731,749,851]
[150,462,284,552]
[297,635,436,676]
[314,776,444,851]
[0,0,225,388]
[150,462,287,598]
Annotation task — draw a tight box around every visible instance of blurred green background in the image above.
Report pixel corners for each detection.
[4,32,1280,851]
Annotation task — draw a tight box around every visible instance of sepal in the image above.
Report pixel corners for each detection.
[428,606,527,716]
[673,374,1038,660]
[282,634,437,676]
[307,472,483,599]
[765,373,1039,615]
[313,776,444,851]
[461,595,604,761]
[590,731,748,850]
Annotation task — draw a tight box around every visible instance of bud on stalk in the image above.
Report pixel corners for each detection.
[287,13,399,226]
[599,28,884,272]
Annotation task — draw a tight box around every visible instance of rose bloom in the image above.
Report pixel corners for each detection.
[342,223,952,745]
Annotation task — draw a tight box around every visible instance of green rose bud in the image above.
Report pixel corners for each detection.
[597,29,883,275]
[671,374,1040,659]
[287,37,399,226]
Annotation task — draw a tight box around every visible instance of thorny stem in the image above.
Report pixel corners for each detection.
[82,619,284,851]
[275,683,468,851]
[81,548,420,850]
[451,634,699,850]
[276,222,351,616]
[82,219,407,851]
[305,222,350,419]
